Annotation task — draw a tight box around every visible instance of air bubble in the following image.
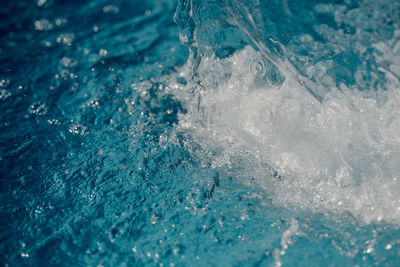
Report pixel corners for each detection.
[249,56,267,79]
[99,49,108,56]
[29,102,49,116]
[0,79,10,88]
[0,89,11,101]
[249,55,285,86]
[68,124,88,136]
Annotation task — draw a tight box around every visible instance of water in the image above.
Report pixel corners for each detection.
[1,0,400,266]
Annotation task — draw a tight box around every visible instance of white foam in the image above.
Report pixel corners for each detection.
[171,44,400,224]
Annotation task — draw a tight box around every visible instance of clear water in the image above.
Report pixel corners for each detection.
[1,0,400,266]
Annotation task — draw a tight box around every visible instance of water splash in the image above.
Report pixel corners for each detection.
[273,218,299,267]
[173,0,400,224]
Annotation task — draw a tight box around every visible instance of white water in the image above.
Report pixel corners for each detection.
[171,1,400,225]
[169,42,400,224]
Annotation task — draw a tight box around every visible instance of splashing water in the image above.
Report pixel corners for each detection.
[172,0,400,224]
[2,0,400,265]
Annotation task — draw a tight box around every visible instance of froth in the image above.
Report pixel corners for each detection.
[172,45,400,225]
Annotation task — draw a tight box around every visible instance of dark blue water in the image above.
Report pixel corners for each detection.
[1,0,400,266]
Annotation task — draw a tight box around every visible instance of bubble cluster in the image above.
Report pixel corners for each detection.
[28,102,49,116]
[68,123,88,136]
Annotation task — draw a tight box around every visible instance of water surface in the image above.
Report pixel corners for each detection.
[1,0,400,266]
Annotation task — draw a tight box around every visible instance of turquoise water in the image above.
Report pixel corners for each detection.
[1,0,400,266]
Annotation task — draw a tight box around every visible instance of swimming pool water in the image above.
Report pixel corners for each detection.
[1,0,400,266]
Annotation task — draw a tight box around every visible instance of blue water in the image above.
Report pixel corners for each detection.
[1,0,400,266]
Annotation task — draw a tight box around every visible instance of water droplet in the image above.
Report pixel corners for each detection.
[55,18,67,26]
[56,33,74,46]
[37,0,47,6]
[0,89,11,101]
[43,40,52,47]
[68,124,88,136]
[29,102,49,116]
[103,5,119,14]
[99,49,108,56]
[0,79,10,88]
[34,19,53,31]
[62,57,76,68]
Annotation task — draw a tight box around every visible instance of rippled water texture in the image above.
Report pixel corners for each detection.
[1,0,400,266]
